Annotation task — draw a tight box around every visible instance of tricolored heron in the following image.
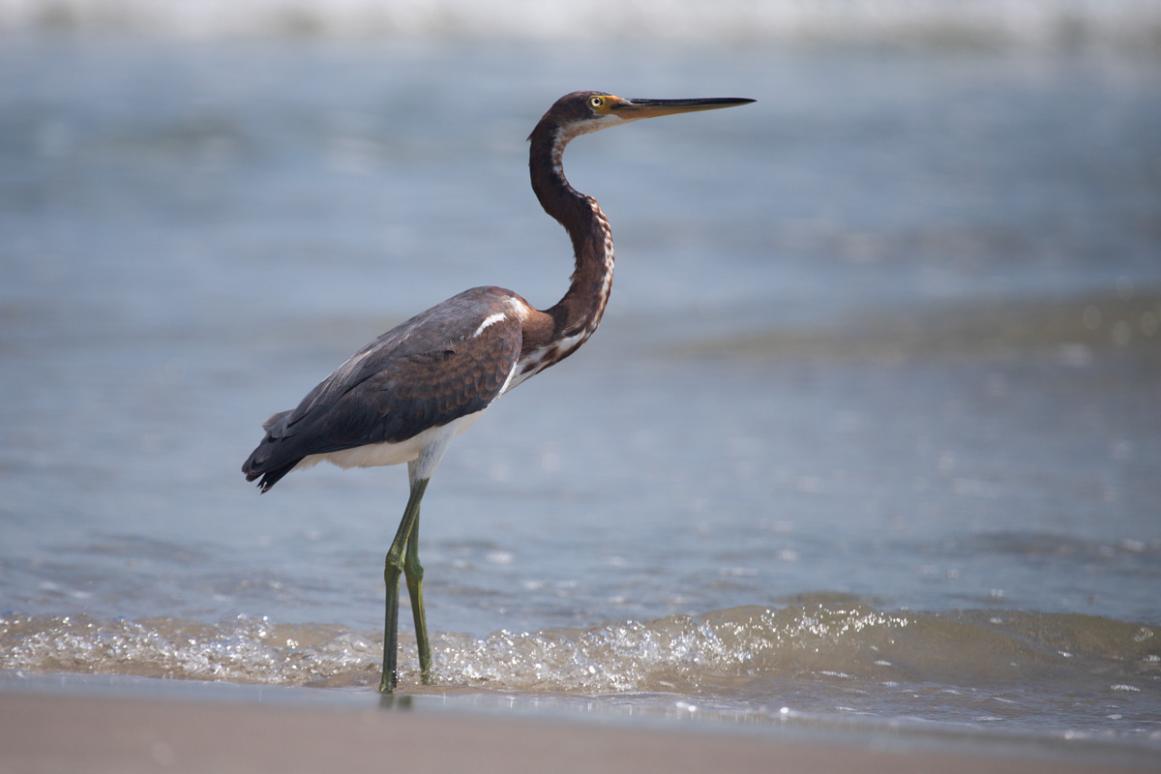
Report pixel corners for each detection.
[242,91,753,693]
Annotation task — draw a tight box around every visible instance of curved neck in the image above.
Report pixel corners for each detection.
[525,119,614,358]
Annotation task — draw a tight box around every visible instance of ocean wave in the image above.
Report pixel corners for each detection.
[2,596,1156,694]
[2,0,1161,48]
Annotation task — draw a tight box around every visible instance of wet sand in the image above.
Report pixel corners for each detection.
[0,691,1152,774]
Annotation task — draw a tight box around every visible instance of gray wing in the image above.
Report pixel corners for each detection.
[243,287,523,490]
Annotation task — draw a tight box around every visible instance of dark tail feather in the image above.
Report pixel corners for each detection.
[249,460,298,493]
[242,428,302,494]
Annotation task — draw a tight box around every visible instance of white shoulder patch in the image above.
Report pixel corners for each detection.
[473,312,507,337]
[505,297,532,320]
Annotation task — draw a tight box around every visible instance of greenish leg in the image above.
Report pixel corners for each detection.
[379,477,429,694]
[404,513,432,685]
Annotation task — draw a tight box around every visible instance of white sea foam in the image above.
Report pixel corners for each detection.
[3,603,1155,695]
[4,602,1159,746]
[2,0,1160,47]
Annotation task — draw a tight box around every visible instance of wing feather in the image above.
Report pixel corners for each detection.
[242,287,524,488]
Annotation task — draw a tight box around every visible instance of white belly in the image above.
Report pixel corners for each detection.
[295,410,484,471]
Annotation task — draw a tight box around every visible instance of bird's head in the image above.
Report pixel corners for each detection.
[532,91,754,142]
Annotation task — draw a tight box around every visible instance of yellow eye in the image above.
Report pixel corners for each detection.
[589,96,604,109]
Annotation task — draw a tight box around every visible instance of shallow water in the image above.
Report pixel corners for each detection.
[1,33,1160,752]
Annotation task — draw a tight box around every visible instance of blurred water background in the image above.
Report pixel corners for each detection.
[1,0,1160,755]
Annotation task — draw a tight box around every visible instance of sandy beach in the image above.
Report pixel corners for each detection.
[0,690,1154,774]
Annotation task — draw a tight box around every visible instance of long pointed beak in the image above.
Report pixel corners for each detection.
[613,97,755,120]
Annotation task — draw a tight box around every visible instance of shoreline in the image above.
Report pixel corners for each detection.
[0,677,1156,774]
